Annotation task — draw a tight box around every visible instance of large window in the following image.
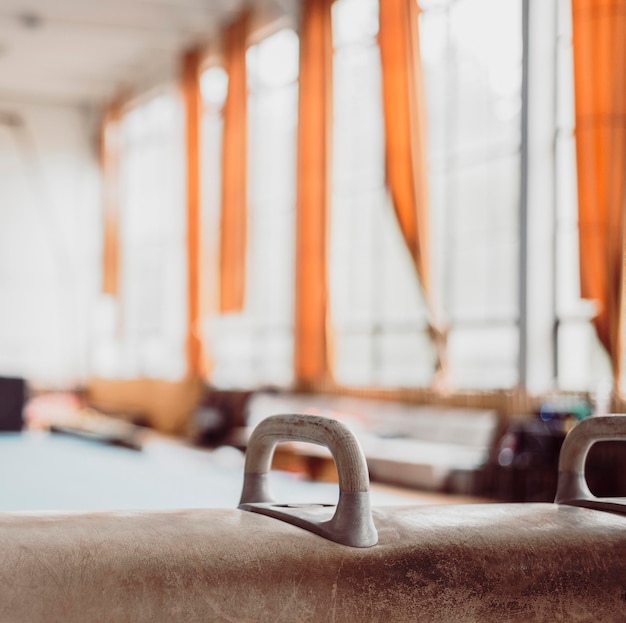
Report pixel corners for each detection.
[330,0,434,388]
[422,0,523,388]
[195,1,617,397]
[204,29,299,388]
[93,91,187,379]
[93,0,619,397]
[330,0,523,389]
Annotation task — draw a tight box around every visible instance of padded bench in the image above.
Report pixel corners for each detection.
[239,392,499,493]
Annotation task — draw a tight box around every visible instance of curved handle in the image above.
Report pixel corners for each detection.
[239,414,378,547]
[555,415,626,513]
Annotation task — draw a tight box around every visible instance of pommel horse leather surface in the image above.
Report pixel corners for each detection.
[1,503,625,622]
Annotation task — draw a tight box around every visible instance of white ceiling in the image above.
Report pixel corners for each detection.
[0,0,250,106]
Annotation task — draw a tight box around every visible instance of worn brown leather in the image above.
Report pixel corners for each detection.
[1,503,625,622]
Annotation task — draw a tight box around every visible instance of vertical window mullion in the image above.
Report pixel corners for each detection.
[518,0,530,389]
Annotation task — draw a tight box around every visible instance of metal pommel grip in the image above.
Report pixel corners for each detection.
[239,414,378,547]
[555,415,626,515]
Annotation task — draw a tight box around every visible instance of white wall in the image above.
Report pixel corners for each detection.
[0,99,101,388]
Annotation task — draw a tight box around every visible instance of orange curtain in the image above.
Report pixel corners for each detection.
[379,0,430,293]
[181,48,205,378]
[294,0,333,389]
[219,13,249,312]
[572,0,626,389]
[379,0,447,382]
[99,100,123,296]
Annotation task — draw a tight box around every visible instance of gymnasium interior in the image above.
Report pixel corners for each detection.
[0,0,624,513]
